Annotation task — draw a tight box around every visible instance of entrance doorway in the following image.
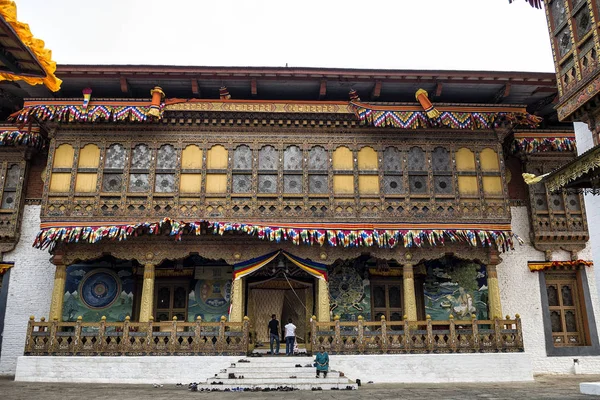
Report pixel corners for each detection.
[247,278,313,346]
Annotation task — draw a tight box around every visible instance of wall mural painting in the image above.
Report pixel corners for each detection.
[329,261,371,322]
[423,258,488,321]
[187,279,231,322]
[62,265,134,323]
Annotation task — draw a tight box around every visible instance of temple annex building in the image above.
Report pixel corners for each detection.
[0,62,595,384]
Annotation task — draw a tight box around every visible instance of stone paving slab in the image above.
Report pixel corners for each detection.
[1,374,599,399]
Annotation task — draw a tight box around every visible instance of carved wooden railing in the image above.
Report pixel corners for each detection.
[24,316,250,356]
[310,315,524,354]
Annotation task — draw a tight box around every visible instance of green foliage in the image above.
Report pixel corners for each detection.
[446,261,480,292]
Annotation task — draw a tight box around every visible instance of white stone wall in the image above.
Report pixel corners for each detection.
[15,356,239,384]
[0,205,54,375]
[500,206,600,374]
[574,122,600,303]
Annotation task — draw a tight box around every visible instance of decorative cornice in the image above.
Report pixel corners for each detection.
[528,259,593,272]
[350,102,541,130]
[546,144,600,192]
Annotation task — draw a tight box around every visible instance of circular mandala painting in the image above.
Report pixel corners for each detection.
[79,269,121,309]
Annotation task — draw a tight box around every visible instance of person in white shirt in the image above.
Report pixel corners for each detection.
[284,318,297,356]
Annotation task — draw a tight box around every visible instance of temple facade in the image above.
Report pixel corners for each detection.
[0,65,599,382]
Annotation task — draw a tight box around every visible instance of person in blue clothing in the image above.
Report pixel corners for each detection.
[314,346,329,378]
[284,318,296,356]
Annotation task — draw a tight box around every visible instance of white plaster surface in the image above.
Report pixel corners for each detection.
[500,206,600,375]
[15,356,239,384]
[0,205,54,375]
[331,353,533,383]
[574,122,600,305]
[581,382,600,396]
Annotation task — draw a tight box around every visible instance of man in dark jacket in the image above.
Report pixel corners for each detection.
[268,314,280,355]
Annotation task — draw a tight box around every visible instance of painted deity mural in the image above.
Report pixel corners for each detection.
[423,258,488,320]
[62,263,134,322]
[187,278,231,322]
[329,261,371,321]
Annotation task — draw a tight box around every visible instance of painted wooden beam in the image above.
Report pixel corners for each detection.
[371,80,382,99]
[319,80,327,99]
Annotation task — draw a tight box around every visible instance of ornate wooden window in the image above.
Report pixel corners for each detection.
[358,146,379,195]
[180,145,202,195]
[232,145,252,194]
[154,144,176,193]
[371,280,403,323]
[432,147,453,196]
[128,144,151,193]
[383,147,403,195]
[258,145,278,194]
[1,164,20,209]
[206,145,228,195]
[154,280,189,322]
[102,143,126,193]
[333,146,353,195]
[283,145,302,194]
[49,144,74,193]
[456,147,478,196]
[308,146,328,194]
[74,144,100,193]
[408,147,427,195]
[545,270,588,347]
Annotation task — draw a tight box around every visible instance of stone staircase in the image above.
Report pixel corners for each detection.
[197,356,358,391]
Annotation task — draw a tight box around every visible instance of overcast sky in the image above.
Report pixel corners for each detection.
[15,0,553,72]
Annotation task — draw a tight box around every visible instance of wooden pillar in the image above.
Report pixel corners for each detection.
[229,278,244,322]
[139,263,155,322]
[487,263,503,319]
[49,261,67,322]
[317,278,330,322]
[403,256,418,321]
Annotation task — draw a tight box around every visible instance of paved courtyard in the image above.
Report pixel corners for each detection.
[1,375,599,399]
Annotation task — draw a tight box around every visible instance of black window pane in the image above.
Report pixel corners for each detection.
[173,286,187,309]
[373,286,385,308]
[561,285,574,306]
[550,310,562,333]
[547,285,559,307]
[157,287,171,309]
[389,286,401,308]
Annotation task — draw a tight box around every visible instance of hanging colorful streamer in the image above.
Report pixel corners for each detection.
[528,259,593,272]
[10,103,165,123]
[511,137,576,154]
[0,130,46,149]
[232,250,328,281]
[349,102,541,130]
[34,217,517,253]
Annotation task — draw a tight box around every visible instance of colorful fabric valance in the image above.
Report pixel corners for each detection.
[34,218,520,252]
[349,102,541,130]
[0,261,14,275]
[528,260,593,272]
[0,129,46,149]
[511,132,576,154]
[233,250,328,281]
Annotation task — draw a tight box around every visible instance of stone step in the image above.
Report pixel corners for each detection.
[204,375,349,385]
[206,378,349,384]
[214,372,342,379]
[224,366,322,372]
[197,383,358,391]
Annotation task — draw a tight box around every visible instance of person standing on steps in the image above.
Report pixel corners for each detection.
[268,314,280,355]
[284,318,296,356]
[314,346,329,378]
